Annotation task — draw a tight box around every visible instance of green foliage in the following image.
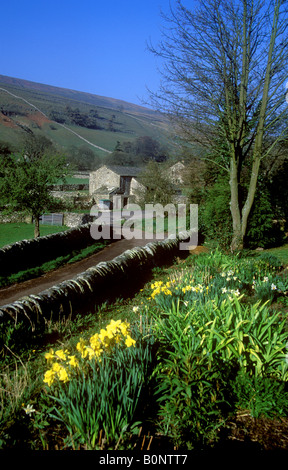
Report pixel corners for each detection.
[264,244,288,265]
[105,136,169,167]
[150,296,288,447]
[149,247,287,311]
[151,302,234,448]
[200,176,232,249]
[1,246,288,450]
[268,158,288,222]
[63,106,101,130]
[246,184,285,248]
[232,372,288,418]
[65,145,101,171]
[0,240,107,289]
[200,175,286,249]
[135,160,176,206]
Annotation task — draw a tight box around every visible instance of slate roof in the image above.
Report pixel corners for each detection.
[104,165,142,177]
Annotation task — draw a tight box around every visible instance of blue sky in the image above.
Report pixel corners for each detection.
[2,0,177,106]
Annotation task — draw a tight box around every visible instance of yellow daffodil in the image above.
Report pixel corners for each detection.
[52,362,62,372]
[44,348,55,363]
[58,366,69,383]
[43,369,56,387]
[68,355,78,367]
[55,349,68,361]
[125,335,136,347]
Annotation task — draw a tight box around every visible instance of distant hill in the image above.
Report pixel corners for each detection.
[0,74,176,162]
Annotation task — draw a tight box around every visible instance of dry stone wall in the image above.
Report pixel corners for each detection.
[0,231,193,333]
[0,223,97,276]
[48,184,89,191]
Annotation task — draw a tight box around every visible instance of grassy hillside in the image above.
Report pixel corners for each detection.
[0,75,175,161]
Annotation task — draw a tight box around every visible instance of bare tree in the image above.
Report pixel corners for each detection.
[148,0,288,251]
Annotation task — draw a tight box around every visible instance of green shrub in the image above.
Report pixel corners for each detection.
[200,177,232,249]
[233,372,288,418]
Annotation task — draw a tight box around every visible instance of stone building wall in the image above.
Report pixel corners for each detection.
[89,167,120,195]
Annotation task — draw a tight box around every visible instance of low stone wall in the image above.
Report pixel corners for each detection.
[0,211,93,227]
[51,191,91,210]
[48,184,89,191]
[63,213,94,228]
[0,223,97,276]
[0,231,193,332]
[0,212,32,224]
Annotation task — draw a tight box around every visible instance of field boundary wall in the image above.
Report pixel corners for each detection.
[0,223,98,276]
[0,231,193,331]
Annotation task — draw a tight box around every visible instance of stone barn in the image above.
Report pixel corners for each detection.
[89,165,145,208]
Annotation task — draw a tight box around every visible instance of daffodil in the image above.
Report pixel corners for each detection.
[43,369,56,387]
[58,366,69,383]
[55,349,68,361]
[44,349,55,363]
[125,335,136,347]
[52,362,62,373]
[68,355,78,367]
[77,338,88,358]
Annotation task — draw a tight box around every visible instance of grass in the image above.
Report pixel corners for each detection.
[55,177,89,185]
[0,223,69,248]
[264,243,288,265]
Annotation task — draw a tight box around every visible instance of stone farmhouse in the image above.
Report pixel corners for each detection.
[89,165,145,208]
[89,162,189,209]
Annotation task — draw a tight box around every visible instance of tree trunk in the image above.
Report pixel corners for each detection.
[229,157,243,252]
[34,216,40,238]
[241,157,261,239]
[230,156,261,252]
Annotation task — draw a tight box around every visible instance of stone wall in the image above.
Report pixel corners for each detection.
[0,231,193,332]
[48,184,89,191]
[0,223,97,276]
[51,191,91,209]
[63,212,94,227]
[0,212,32,224]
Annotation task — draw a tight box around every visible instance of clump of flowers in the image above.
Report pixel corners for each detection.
[43,319,136,387]
[150,280,173,299]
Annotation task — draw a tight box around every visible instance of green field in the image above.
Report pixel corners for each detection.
[0,223,69,248]
[55,176,89,185]
[265,244,288,265]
